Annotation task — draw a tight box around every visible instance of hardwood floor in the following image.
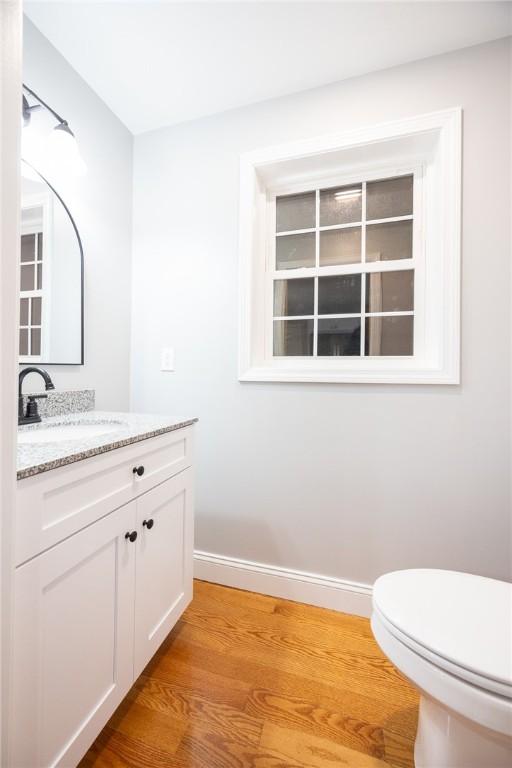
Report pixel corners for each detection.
[79,580,419,768]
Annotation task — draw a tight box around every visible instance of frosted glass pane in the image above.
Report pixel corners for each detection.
[21,234,35,263]
[20,264,34,291]
[274,319,313,356]
[20,298,29,326]
[318,318,360,356]
[366,220,412,262]
[32,297,42,325]
[318,274,361,315]
[274,278,314,316]
[276,192,315,232]
[365,316,413,356]
[37,264,43,290]
[37,233,43,262]
[366,271,414,313]
[276,232,315,270]
[320,227,361,266]
[366,175,413,220]
[31,328,41,355]
[19,329,28,356]
[320,184,362,226]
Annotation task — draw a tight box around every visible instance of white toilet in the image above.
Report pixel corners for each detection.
[371,569,512,768]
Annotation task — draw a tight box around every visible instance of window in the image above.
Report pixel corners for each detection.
[272,174,416,360]
[19,213,44,360]
[239,108,461,384]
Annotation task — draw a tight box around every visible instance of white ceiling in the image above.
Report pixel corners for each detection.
[25,1,512,135]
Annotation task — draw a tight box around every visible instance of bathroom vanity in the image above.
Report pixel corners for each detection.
[12,407,197,768]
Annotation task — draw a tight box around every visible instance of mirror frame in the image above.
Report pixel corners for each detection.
[19,162,84,366]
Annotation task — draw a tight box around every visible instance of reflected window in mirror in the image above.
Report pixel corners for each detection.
[19,198,46,360]
[19,167,84,365]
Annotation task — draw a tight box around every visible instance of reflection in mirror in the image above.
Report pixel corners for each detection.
[19,166,83,364]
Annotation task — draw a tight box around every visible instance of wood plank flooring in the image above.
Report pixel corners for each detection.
[79,580,419,768]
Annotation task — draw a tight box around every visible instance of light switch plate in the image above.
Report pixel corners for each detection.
[160,347,175,371]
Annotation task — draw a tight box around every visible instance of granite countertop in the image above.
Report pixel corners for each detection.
[17,411,198,480]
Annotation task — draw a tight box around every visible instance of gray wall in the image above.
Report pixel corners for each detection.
[23,18,133,409]
[131,39,511,586]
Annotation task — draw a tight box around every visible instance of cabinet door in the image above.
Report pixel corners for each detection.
[11,502,137,768]
[134,468,194,677]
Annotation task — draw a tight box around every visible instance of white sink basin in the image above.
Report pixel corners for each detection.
[18,422,124,444]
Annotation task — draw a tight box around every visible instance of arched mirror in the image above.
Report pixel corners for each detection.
[19,163,84,365]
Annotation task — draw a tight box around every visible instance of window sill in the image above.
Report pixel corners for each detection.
[239,364,459,385]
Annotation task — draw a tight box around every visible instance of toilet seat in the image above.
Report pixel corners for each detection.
[371,569,512,738]
[373,605,512,699]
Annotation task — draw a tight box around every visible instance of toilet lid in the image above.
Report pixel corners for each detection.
[373,569,512,695]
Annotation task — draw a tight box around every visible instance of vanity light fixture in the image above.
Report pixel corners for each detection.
[21,84,86,177]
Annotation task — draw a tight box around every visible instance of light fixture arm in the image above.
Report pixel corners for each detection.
[22,83,69,129]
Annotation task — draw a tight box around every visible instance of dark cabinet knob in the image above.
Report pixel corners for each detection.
[142,519,154,530]
[132,466,145,477]
[125,530,138,543]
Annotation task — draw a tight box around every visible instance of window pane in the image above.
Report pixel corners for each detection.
[20,298,29,326]
[366,220,412,262]
[274,319,313,356]
[276,232,315,270]
[21,234,35,263]
[366,175,413,220]
[19,329,28,356]
[276,192,315,233]
[37,232,43,262]
[320,184,362,226]
[320,227,361,266]
[32,297,42,325]
[274,278,314,317]
[20,264,34,291]
[365,316,413,356]
[366,270,414,313]
[31,328,41,356]
[318,318,360,356]
[318,274,361,315]
[37,263,43,290]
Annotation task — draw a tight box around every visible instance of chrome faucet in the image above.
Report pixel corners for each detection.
[18,367,55,425]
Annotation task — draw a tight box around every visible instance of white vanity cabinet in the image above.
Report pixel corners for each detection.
[11,426,194,768]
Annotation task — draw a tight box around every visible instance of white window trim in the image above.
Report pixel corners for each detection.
[238,107,462,385]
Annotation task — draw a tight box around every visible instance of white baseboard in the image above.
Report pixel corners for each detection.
[194,550,373,618]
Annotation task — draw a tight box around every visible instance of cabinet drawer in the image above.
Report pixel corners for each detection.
[16,426,193,566]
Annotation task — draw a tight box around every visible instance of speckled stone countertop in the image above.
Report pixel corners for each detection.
[17,411,198,480]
